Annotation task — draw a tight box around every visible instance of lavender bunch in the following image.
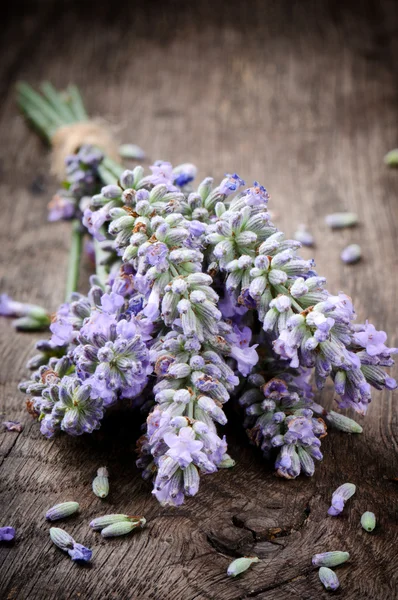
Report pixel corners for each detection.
[15,83,396,506]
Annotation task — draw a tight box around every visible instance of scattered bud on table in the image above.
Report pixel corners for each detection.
[227,556,259,577]
[46,501,79,521]
[384,148,398,167]
[325,212,358,229]
[93,466,109,498]
[328,483,356,516]
[101,517,146,538]
[361,511,376,532]
[50,527,92,563]
[293,224,314,247]
[0,294,51,331]
[341,244,361,264]
[319,567,340,591]
[326,411,363,433]
[90,514,133,530]
[0,527,15,542]
[119,144,146,161]
[312,551,350,567]
[2,421,23,432]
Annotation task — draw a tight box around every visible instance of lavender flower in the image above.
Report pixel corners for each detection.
[0,527,15,542]
[92,467,109,498]
[46,501,79,521]
[312,551,349,567]
[319,567,340,591]
[328,483,356,516]
[341,244,361,264]
[3,421,23,432]
[50,527,92,563]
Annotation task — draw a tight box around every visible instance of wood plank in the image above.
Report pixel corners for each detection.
[0,1,397,598]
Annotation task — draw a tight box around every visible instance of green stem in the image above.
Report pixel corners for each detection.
[65,220,84,301]
[94,238,110,288]
[67,85,88,121]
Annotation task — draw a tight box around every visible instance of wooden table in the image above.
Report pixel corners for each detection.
[1,1,397,598]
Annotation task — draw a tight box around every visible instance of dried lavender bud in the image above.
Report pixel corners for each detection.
[49,527,92,562]
[45,501,79,521]
[2,421,23,432]
[0,527,15,542]
[119,144,146,160]
[90,514,131,531]
[319,567,340,591]
[326,411,363,433]
[101,517,146,538]
[325,212,358,229]
[218,454,236,468]
[312,551,349,567]
[328,483,356,516]
[384,148,398,167]
[340,244,361,264]
[227,556,259,577]
[92,466,109,498]
[49,527,74,551]
[360,511,376,532]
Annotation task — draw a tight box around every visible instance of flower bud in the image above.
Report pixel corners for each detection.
[49,527,74,551]
[227,556,259,577]
[101,517,146,538]
[384,148,398,167]
[90,514,132,531]
[119,145,146,161]
[326,411,363,433]
[93,466,109,498]
[0,526,15,542]
[325,212,358,229]
[219,454,236,469]
[318,567,340,591]
[197,177,213,200]
[360,511,376,532]
[312,551,350,567]
[341,244,361,264]
[102,184,122,199]
[46,501,79,521]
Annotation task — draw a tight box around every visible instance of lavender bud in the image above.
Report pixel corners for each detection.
[119,144,146,161]
[219,454,236,468]
[293,225,314,247]
[340,244,361,264]
[0,526,15,542]
[90,514,131,531]
[326,411,363,433]
[384,148,398,167]
[3,421,23,432]
[312,551,350,567]
[328,483,356,516]
[325,212,358,229]
[318,567,340,591]
[93,466,109,498]
[360,511,376,532]
[46,501,79,521]
[49,527,74,551]
[101,518,146,538]
[227,556,259,577]
[102,184,121,199]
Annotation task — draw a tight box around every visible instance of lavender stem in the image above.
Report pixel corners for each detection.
[65,220,84,301]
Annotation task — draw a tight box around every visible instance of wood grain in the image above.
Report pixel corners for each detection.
[0,1,397,598]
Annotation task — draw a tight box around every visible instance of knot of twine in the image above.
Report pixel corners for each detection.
[51,120,119,179]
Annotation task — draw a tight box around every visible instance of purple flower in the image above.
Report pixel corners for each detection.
[146,242,169,267]
[48,193,76,222]
[354,322,389,356]
[50,318,74,347]
[164,427,203,468]
[68,542,92,562]
[219,173,245,196]
[328,483,356,516]
[242,181,270,206]
[229,344,259,376]
[82,207,107,240]
[148,161,177,190]
[101,292,124,314]
[0,526,15,542]
[3,421,23,432]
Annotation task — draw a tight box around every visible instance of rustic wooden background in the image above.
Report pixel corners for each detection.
[0,1,397,598]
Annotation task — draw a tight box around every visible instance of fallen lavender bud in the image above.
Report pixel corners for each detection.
[325,411,363,434]
[219,454,236,468]
[119,144,146,161]
[312,551,349,567]
[101,517,146,538]
[319,567,340,591]
[293,224,314,247]
[0,527,15,542]
[46,501,79,521]
[325,212,358,229]
[3,421,23,432]
[360,511,376,532]
[90,514,132,531]
[328,483,356,516]
[0,294,50,332]
[92,467,109,498]
[341,244,361,264]
[384,148,398,167]
[227,556,259,577]
[49,527,92,562]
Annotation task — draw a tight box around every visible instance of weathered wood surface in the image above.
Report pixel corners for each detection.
[1,1,397,598]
